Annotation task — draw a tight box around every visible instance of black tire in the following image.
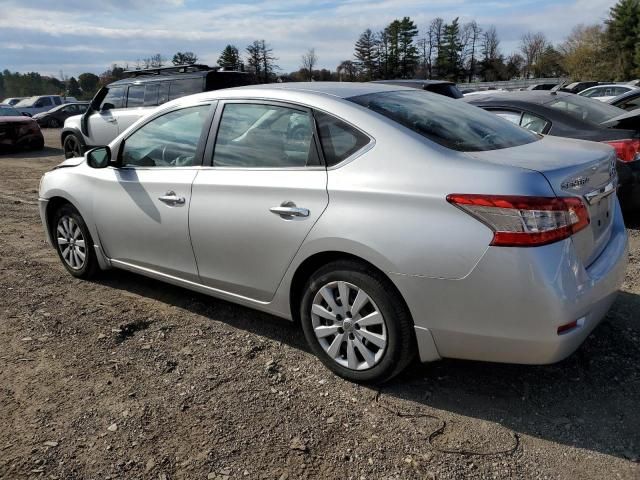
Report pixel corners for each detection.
[51,204,99,279]
[63,133,83,159]
[300,260,416,384]
[31,137,45,150]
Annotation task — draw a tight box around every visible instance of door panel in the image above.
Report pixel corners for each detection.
[92,167,199,280]
[189,169,328,300]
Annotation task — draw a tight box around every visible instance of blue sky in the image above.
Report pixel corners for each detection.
[0,0,616,78]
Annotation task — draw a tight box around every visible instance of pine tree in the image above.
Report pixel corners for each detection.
[66,77,81,98]
[606,0,640,79]
[436,18,463,81]
[398,17,419,78]
[354,29,379,80]
[217,45,241,70]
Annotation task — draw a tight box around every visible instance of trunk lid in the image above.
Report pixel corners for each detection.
[467,135,618,266]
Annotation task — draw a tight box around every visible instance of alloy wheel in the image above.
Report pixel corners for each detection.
[311,281,387,370]
[56,215,87,270]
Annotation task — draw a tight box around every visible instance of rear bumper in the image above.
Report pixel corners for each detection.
[393,200,629,364]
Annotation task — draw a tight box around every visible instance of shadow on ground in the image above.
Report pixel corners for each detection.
[0,146,63,158]
[95,268,640,462]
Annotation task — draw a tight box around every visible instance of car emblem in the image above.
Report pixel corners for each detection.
[561,176,590,190]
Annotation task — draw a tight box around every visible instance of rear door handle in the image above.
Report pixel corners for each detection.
[158,191,186,206]
[270,201,309,219]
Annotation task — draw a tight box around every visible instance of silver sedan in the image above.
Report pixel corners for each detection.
[38,83,628,383]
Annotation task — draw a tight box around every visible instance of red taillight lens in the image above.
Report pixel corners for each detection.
[446,194,590,247]
[603,139,640,163]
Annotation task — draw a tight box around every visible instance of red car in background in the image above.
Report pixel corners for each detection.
[0,104,44,151]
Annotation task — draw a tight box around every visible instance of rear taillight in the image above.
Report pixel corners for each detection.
[603,139,640,163]
[446,194,590,247]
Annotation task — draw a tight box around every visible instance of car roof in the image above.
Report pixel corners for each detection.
[226,81,414,99]
[108,69,249,86]
[464,90,573,105]
[371,79,454,87]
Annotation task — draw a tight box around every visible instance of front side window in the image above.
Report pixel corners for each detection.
[120,105,210,167]
[349,90,539,152]
[127,85,145,107]
[213,103,318,168]
[100,86,125,110]
[315,111,370,166]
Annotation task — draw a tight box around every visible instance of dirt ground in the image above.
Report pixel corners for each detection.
[0,128,639,480]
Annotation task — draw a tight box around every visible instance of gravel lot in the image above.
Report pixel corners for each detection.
[1,128,639,479]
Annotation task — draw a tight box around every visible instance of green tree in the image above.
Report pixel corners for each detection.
[436,18,463,81]
[606,0,640,79]
[217,45,241,70]
[354,29,379,80]
[66,77,81,98]
[560,24,612,80]
[172,51,198,65]
[78,73,100,98]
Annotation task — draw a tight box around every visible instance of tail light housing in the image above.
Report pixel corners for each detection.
[603,139,640,163]
[446,194,590,247]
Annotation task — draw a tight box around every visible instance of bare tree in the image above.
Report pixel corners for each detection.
[462,21,482,82]
[301,48,317,81]
[482,26,500,61]
[143,54,166,69]
[520,32,548,78]
[337,60,358,81]
[427,18,444,78]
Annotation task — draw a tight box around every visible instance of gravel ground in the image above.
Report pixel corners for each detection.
[0,128,639,480]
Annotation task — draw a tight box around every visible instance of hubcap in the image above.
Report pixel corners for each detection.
[56,216,86,270]
[311,281,387,371]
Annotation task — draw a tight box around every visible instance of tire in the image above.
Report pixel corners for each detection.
[49,118,61,128]
[31,137,45,150]
[63,133,83,159]
[300,260,416,384]
[51,204,99,279]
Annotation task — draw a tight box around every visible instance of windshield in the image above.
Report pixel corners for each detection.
[0,106,21,116]
[14,97,37,107]
[348,90,539,152]
[547,94,626,125]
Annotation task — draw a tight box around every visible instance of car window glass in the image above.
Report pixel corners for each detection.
[121,105,210,168]
[0,106,20,116]
[583,88,600,98]
[127,85,145,107]
[620,96,640,111]
[520,112,549,134]
[100,86,125,110]
[144,83,160,106]
[40,97,52,106]
[490,110,521,125]
[169,78,202,101]
[213,103,317,168]
[158,82,170,105]
[349,90,539,152]
[548,95,623,124]
[315,111,370,166]
[53,97,62,105]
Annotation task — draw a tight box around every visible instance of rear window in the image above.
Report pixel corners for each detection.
[426,84,463,99]
[349,90,539,152]
[547,94,625,125]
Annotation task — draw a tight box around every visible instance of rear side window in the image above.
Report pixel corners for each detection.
[315,111,370,166]
[158,82,170,105]
[144,83,159,106]
[127,85,145,107]
[53,97,62,105]
[349,90,539,152]
[100,86,125,109]
[40,97,52,107]
[169,78,203,101]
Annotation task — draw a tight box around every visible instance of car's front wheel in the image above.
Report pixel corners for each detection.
[300,260,416,384]
[63,133,83,159]
[52,204,99,279]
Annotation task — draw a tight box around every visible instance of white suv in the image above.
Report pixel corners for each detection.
[15,95,76,116]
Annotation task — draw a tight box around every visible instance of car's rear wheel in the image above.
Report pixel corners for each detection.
[52,204,99,279]
[48,118,61,128]
[300,260,416,384]
[63,134,83,158]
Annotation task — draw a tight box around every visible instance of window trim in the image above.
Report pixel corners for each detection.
[204,99,326,171]
[114,101,217,169]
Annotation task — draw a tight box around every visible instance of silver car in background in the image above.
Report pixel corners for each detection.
[38,83,628,383]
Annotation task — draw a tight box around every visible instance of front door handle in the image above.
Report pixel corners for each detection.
[270,201,309,219]
[158,191,186,206]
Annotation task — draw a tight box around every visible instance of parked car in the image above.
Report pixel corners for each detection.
[526,82,558,91]
[0,103,44,150]
[578,84,638,102]
[39,83,628,383]
[61,64,255,159]
[371,79,463,98]
[558,81,600,94]
[33,102,89,128]
[465,91,640,210]
[608,88,640,112]
[1,97,27,106]
[14,95,72,116]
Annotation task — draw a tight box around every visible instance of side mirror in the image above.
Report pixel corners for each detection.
[101,103,115,112]
[86,146,111,169]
